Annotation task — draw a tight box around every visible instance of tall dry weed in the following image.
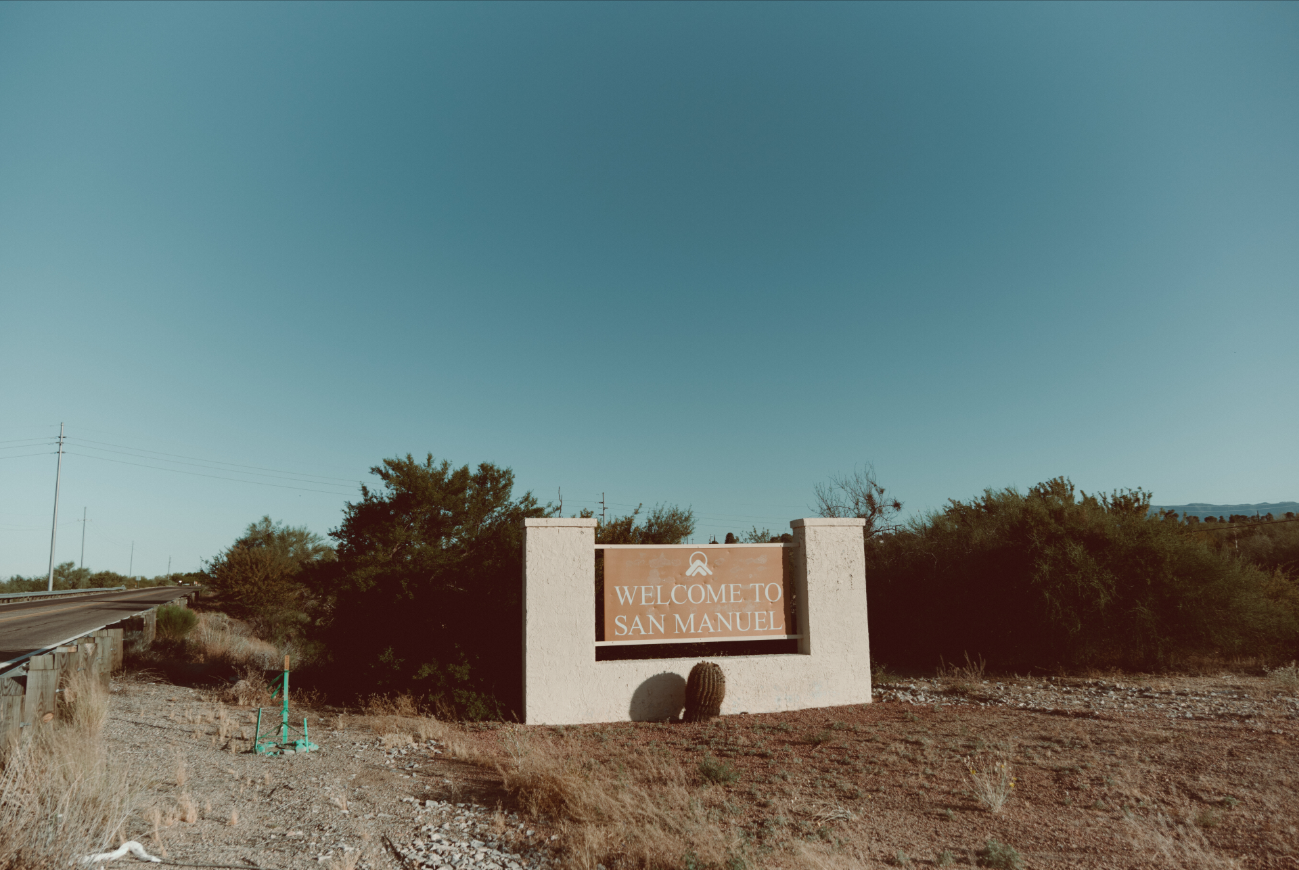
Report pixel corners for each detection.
[964,752,1016,814]
[60,669,110,737]
[0,671,131,869]
[497,734,741,870]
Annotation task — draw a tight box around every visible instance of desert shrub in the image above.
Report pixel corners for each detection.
[866,478,1299,671]
[698,754,741,784]
[155,604,198,640]
[977,839,1023,870]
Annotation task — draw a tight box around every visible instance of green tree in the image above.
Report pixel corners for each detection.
[206,516,332,637]
[582,503,695,545]
[306,455,547,718]
[736,526,792,544]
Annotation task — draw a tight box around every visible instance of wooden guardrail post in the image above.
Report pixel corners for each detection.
[90,629,122,680]
[1,676,23,741]
[110,627,124,670]
[23,655,57,726]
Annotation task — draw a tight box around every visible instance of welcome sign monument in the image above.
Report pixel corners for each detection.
[522,517,871,724]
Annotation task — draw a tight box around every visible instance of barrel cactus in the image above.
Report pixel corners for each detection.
[683,661,726,722]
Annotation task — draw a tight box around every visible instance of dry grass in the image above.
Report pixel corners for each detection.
[189,611,288,671]
[782,840,874,870]
[1126,812,1243,869]
[222,666,274,707]
[937,651,987,693]
[379,731,414,749]
[356,693,473,760]
[494,732,743,870]
[178,792,198,824]
[0,671,131,869]
[1266,660,1299,695]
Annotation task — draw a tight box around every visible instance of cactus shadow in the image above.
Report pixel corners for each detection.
[629,671,686,722]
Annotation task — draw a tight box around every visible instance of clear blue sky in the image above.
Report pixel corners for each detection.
[2,2,1297,578]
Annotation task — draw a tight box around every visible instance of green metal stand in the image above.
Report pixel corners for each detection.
[253,654,319,755]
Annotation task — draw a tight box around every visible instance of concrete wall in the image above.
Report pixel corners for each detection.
[522,517,871,725]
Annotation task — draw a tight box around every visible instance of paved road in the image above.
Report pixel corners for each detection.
[0,587,192,669]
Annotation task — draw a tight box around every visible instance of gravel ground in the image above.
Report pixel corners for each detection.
[873,673,1299,730]
[99,669,1299,869]
[104,675,560,870]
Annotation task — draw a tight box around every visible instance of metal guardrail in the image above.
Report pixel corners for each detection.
[0,590,195,678]
[0,585,127,603]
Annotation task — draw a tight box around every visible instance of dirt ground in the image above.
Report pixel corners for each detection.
[101,670,1299,870]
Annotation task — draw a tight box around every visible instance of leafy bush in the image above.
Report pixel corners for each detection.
[155,604,198,641]
[866,478,1299,671]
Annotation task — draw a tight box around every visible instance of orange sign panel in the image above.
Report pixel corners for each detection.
[601,546,795,645]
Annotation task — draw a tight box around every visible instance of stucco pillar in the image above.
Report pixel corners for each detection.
[791,518,871,697]
[522,518,597,724]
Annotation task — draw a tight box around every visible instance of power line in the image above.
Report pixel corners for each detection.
[70,436,360,483]
[70,441,357,489]
[0,451,57,460]
[64,451,359,496]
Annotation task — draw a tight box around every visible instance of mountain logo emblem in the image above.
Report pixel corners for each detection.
[685,552,713,577]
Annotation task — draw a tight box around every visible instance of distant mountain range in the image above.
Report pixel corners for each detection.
[1148,502,1299,520]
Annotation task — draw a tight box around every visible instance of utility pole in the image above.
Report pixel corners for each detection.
[80,507,87,570]
[600,492,607,524]
[557,487,563,517]
[129,541,134,578]
[167,556,171,579]
[46,423,65,592]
